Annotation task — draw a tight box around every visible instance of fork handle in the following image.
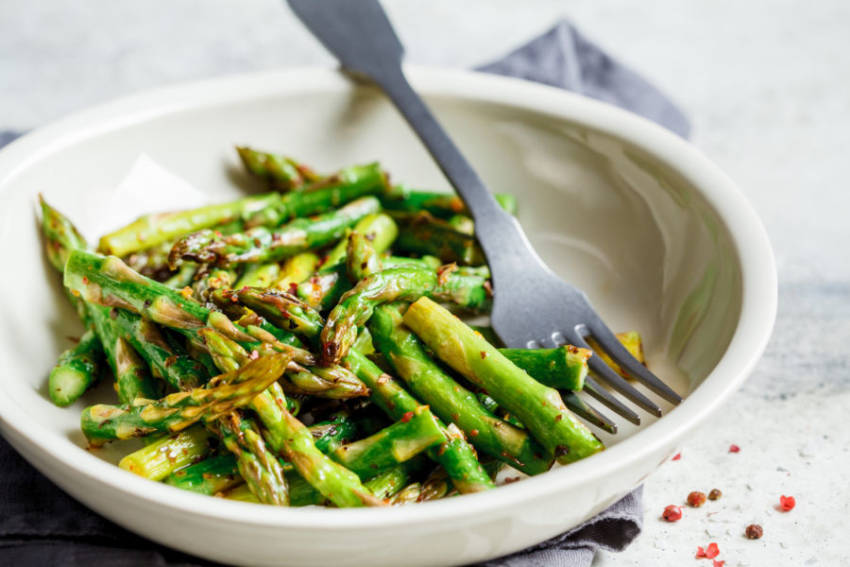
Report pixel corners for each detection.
[288,0,541,269]
[374,65,541,267]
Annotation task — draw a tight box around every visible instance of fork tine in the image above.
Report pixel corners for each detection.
[562,391,618,434]
[587,355,663,416]
[585,320,683,404]
[582,377,641,425]
[566,329,664,417]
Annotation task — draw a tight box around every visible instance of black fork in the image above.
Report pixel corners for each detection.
[288,0,683,433]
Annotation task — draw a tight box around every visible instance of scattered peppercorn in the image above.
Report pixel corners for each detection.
[708,488,722,501]
[745,524,763,539]
[695,542,719,559]
[687,491,707,507]
[779,495,796,512]
[662,504,682,522]
[729,444,740,453]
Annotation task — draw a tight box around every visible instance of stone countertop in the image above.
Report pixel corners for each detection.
[2,1,848,565]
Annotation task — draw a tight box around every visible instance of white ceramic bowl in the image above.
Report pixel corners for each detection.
[0,67,776,566]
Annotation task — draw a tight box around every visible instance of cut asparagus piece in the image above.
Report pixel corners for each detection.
[273,252,320,292]
[164,453,242,495]
[245,162,389,227]
[192,268,237,303]
[233,262,281,289]
[322,213,398,267]
[370,304,552,475]
[80,352,291,445]
[403,298,604,463]
[162,262,197,289]
[320,266,490,365]
[169,196,381,267]
[281,360,370,399]
[393,212,485,266]
[48,329,103,407]
[344,349,494,493]
[236,146,320,191]
[98,193,280,256]
[380,187,517,218]
[331,406,445,478]
[119,426,213,481]
[345,230,382,281]
[389,482,422,505]
[500,346,591,391]
[250,382,384,507]
[587,331,646,379]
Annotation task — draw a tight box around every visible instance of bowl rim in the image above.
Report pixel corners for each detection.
[0,65,777,529]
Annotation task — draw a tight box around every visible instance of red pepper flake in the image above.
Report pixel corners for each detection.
[672,452,682,461]
[687,491,707,508]
[503,476,522,484]
[400,411,414,423]
[470,429,479,437]
[480,351,487,359]
[729,444,740,453]
[778,495,795,512]
[695,542,719,559]
[81,276,89,285]
[662,505,682,522]
[713,561,725,567]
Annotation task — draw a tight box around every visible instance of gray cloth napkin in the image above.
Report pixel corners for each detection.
[0,19,687,566]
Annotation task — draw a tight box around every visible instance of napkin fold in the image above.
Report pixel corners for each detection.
[0,18,688,566]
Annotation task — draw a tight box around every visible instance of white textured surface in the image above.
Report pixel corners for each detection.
[2,1,848,565]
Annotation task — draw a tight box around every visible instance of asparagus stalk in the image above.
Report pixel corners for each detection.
[381,255,441,271]
[363,459,425,500]
[370,304,552,475]
[164,453,242,495]
[227,288,324,340]
[322,213,398,267]
[80,352,291,445]
[192,268,237,302]
[281,361,370,399]
[214,412,289,505]
[273,252,320,292]
[236,146,320,191]
[233,262,281,289]
[64,250,313,367]
[345,231,382,281]
[390,482,423,505]
[446,214,475,235]
[220,474,324,506]
[169,196,381,267]
[119,425,213,480]
[331,406,445,478]
[294,213,398,311]
[48,329,103,407]
[380,187,517,218]
[344,349,494,493]
[105,307,209,391]
[88,303,160,404]
[98,193,280,256]
[500,346,591,391]
[392,212,485,265]
[403,298,604,463]
[320,266,490,365]
[162,262,197,289]
[244,163,389,228]
[250,382,384,507]
[40,196,105,404]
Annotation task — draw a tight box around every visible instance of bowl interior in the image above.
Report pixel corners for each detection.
[0,72,741,468]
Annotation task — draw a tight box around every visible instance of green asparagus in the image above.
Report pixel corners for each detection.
[169,196,380,267]
[403,297,604,463]
[236,146,320,191]
[500,345,591,391]
[119,425,214,480]
[48,329,103,407]
[370,304,552,475]
[320,266,490,365]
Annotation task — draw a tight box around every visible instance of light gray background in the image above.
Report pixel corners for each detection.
[2,1,849,565]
